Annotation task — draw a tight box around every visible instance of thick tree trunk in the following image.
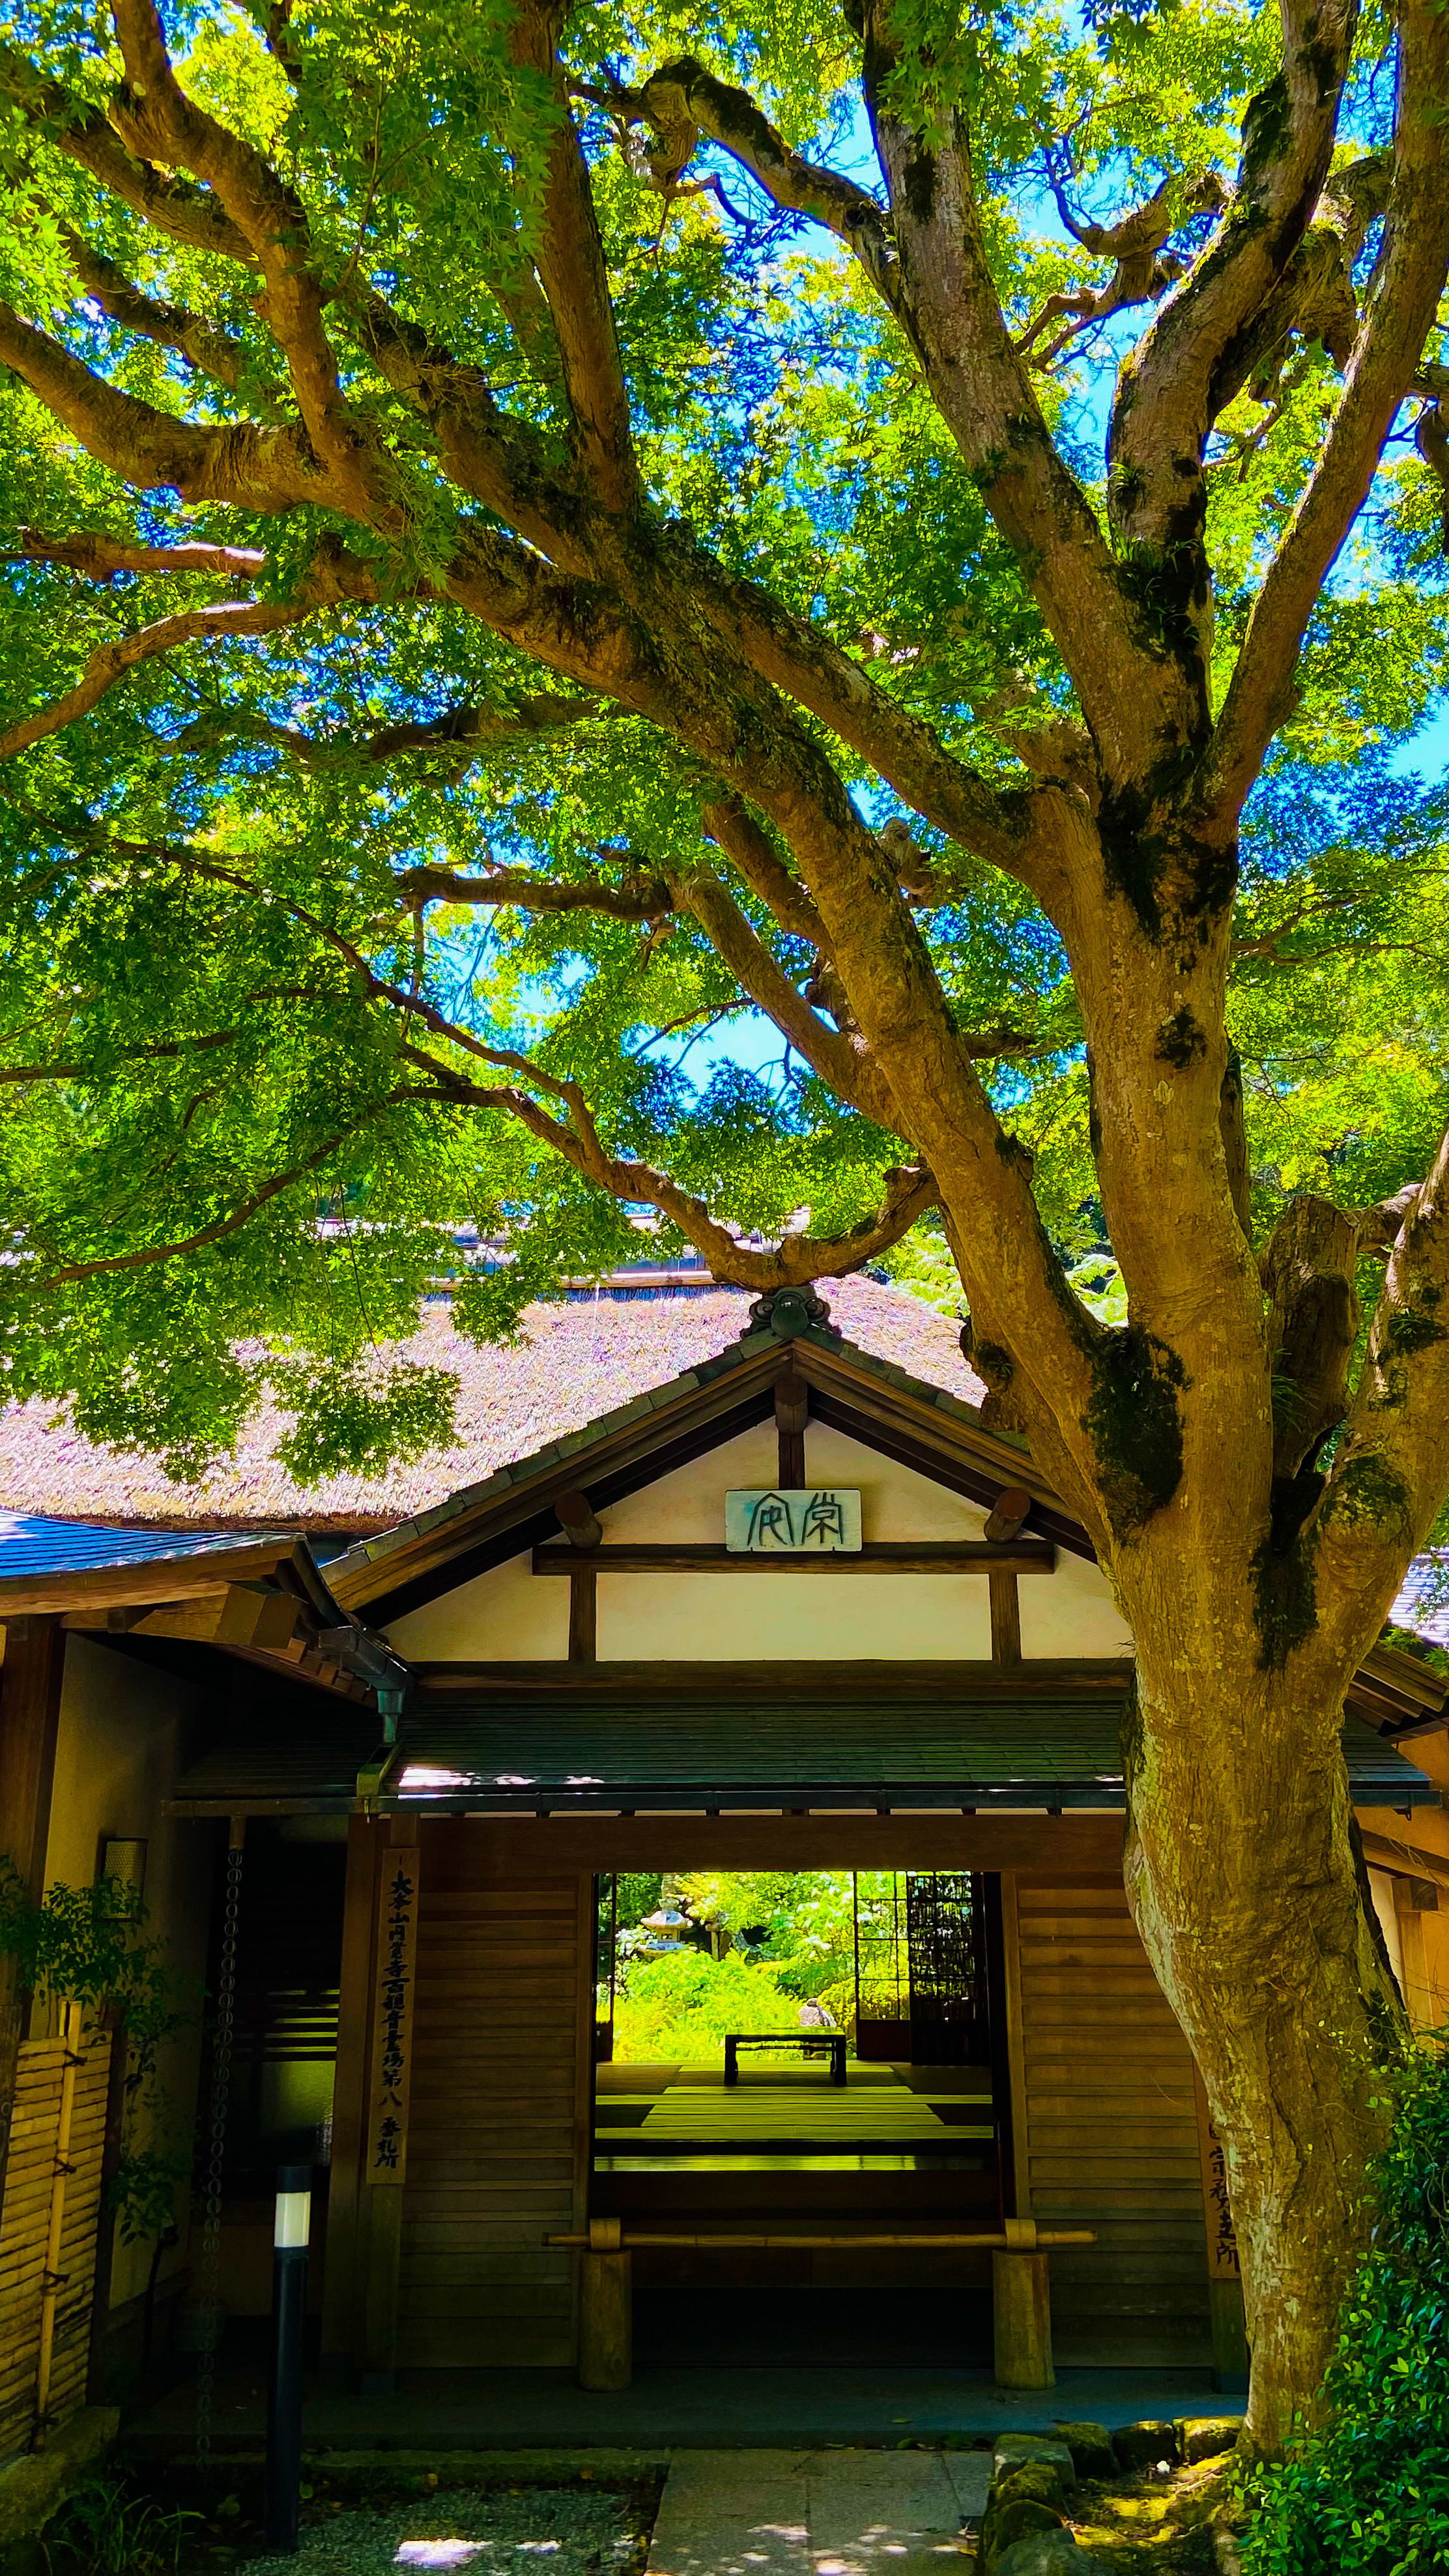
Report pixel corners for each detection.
[1122,1649,1405,2455]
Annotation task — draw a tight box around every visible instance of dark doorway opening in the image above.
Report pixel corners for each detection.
[590,1867,1003,2369]
[632,2281,994,2370]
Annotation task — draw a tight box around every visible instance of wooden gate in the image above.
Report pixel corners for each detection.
[1003,1872,1212,2367]
[397,1836,593,2366]
[0,2017,112,2455]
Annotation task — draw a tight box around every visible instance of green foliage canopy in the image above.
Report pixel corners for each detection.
[0,0,1442,1488]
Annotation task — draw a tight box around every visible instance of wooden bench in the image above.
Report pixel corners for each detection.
[552,2215,1094,2393]
[723,2031,847,2085]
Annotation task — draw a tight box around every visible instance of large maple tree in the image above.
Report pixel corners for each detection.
[1,0,1448,2448]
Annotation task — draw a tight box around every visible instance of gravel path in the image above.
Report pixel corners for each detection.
[242,2482,650,2576]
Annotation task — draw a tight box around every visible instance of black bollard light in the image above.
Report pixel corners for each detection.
[265,2162,311,2554]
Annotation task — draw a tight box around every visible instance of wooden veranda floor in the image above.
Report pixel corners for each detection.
[593,2060,994,2170]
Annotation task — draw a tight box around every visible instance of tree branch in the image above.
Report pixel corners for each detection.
[14,530,267,581]
[701,796,832,947]
[1259,1195,1362,1477]
[1017,169,1210,371]
[398,858,674,921]
[1205,157,1393,422]
[1108,0,1358,659]
[0,303,324,508]
[612,59,896,292]
[1355,1183,1423,1254]
[669,854,901,1125]
[107,0,380,510]
[620,37,1161,787]
[509,2,639,514]
[56,222,293,416]
[674,563,1044,884]
[0,44,257,265]
[401,1036,938,1289]
[0,594,324,762]
[18,1090,421,1290]
[1210,0,1449,819]
[345,288,586,566]
[175,692,616,777]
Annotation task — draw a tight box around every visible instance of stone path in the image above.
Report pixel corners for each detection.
[646,2448,993,2576]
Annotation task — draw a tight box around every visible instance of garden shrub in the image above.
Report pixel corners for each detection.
[42,2474,196,2575]
[612,1947,789,2060]
[1238,2032,1449,2575]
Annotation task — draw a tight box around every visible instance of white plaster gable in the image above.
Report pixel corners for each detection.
[384,1418,1133,1663]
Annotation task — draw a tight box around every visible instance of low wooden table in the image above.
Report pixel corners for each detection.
[723,2031,848,2085]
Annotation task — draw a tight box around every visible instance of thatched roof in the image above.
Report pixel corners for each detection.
[0,1278,988,1533]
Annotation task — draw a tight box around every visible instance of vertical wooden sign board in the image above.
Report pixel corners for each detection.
[1193,2066,1250,2387]
[1193,2066,1239,2283]
[366,1844,420,2188]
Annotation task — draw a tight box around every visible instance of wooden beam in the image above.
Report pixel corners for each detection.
[984,1486,1033,1545]
[418,1812,1125,1874]
[567,1567,597,1666]
[412,1658,1132,1697]
[555,1490,603,1550]
[65,1585,309,1650]
[775,1365,808,1488]
[1360,1829,1449,1894]
[0,1541,314,1615]
[989,1569,1022,1666]
[214,1585,307,1651]
[332,1353,786,1612]
[0,1615,67,2223]
[1359,1644,1448,1714]
[531,1541,1057,1576]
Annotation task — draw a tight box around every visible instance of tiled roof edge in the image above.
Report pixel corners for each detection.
[328,1333,784,1585]
[329,1312,1007,1591]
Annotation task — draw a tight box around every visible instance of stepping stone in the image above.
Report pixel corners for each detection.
[648,2447,975,2576]
[941,2452,993,2523]
[807,2449,969,2576]
[648,2452,811,2576]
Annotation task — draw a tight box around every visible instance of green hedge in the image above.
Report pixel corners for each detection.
[1239,2034,1449,2575]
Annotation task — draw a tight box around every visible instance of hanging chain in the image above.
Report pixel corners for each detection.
[195,1836,243,2481]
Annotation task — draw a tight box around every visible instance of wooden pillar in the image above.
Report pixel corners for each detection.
[578,2217,632,2390]
[567,1569,597,1666]
[0,1616,66,2220]
[321,1814,384,2367]
[988,1571,1022,1666]
[998,1873,1031,2220]
[1208,2278,1251,2389]
[356,1816,420,2391]
[992,2218,1054,2388]
[986,1490,1029,1670]
[775,1366,808,1488]
[86,2001,129,2402]
[1193,2065,1250,2390]
[1394,1875,1437,2033]
[557,1493,601,1667]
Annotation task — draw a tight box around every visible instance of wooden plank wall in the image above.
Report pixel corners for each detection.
[398,1840,592,2367]
[0,2024,111,2454]
[1009,1872,1212,2367]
